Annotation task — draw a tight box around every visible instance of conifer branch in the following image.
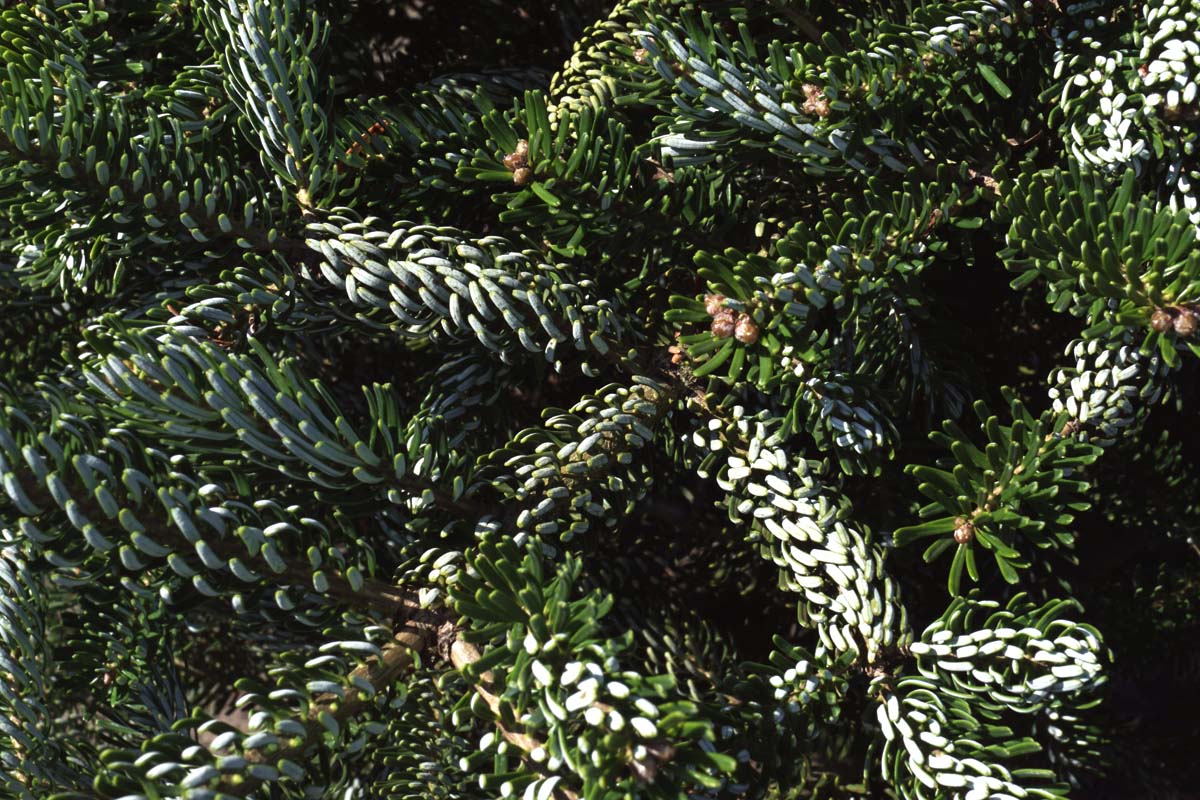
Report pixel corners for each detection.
[3,1,1197,797]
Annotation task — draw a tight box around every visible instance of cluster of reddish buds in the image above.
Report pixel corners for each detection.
[345,120,390,158]
[801,83,831,118]
[502,139,532,186]
[705,294,759,344]
[335,119,391,173]
[1150,305,1199,337]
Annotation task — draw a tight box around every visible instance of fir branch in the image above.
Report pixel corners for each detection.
[220,627,432,798]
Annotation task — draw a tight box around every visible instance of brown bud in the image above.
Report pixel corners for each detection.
[503,140,530,175]
[801,83,831,118]
[953,518,975,545]
[733,313,759,345]
[711,309,735,338]
[968,167,999,194]
[1173,308,1197,337]
[511,166,533,186]
[920,207,944,238]
[1150,307,1174,332]
[704,293,726,316]
[633,47,649,64]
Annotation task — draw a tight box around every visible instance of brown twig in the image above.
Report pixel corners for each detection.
[449,639,544,753]
[224,627,431,795]
[449,639,582,800]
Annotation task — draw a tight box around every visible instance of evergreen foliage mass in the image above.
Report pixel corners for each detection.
[2,1,1199,798]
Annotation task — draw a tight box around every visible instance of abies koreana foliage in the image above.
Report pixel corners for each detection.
[2,0,1200,798]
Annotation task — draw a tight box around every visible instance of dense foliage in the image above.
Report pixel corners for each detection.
[1,1,1198,798]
